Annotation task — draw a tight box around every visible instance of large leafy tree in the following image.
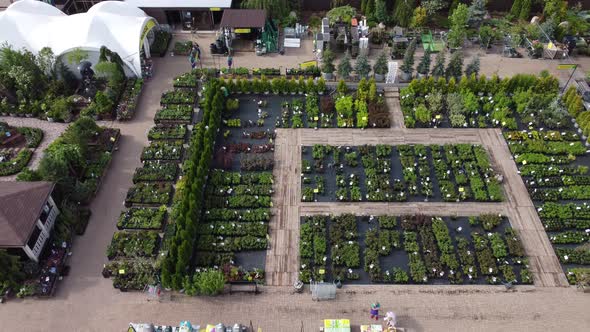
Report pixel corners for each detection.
[467,0,488,28]
[447,3,469,48]
[393,0,416,28]
[0,46,48,103]
[241,0,288,19]
[544,0,567,23]
[0,250,24,291]
[375,0,389,24]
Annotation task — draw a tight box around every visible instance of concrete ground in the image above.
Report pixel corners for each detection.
[1,34,589,331]
[180,32,590,85]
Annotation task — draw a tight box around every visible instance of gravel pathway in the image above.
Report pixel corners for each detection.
[0,116,69,181]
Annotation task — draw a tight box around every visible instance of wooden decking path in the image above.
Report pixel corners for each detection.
[265,123,568,287]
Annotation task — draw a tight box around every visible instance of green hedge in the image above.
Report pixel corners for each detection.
[160,79,225,289]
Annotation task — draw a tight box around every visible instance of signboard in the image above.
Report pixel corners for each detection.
[140,19,157,48]
[301,60,318,69]
[557,64,577,70]
[210,7,221,11]
[235,28,252,33]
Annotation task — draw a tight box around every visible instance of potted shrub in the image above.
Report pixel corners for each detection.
[279,77,288,94]
[317,77,326,95]
[306,77,316,94]
[298,76,306,94]
[354,53,371,81]
[271,77,281,94]
[288,77,297,95]
[252,78,261,94]
[337,51,352,81]
[261,75,270,94]
[235,78,244,94]
[373,51,388,82]
[321,48,335,80]
[416,48,432,78]
[400,39,417,81]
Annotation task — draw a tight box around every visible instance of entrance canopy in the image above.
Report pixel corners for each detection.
[0,0,157,76]
[220,9,266,28]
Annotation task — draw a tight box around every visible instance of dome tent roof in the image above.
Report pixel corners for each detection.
[0,0,157,76]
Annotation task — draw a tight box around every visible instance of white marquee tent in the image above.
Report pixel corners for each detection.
[0,0,158,76]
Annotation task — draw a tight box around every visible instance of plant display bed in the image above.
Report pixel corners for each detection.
[160,89,197,105]
[0,123,43,176]
[102,260,158,291]
[505,129,590,280]
[220,77,389,128]
[401,75,590,285]
[124,182,173,207]
[0,149,33,176]
[106,231,160,260]
[400,75,563,129]
[154,105,193,124]
[301,144,503,203]
[116,78,143,120]
[299,214,532,285]
[148,125,187,141]
[117,206,167,230]
[132,161,178,183]
[107,73,196,291]
[173,72,198,88]
[140,140,183,161]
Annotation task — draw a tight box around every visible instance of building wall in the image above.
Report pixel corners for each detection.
[23,195,60,262]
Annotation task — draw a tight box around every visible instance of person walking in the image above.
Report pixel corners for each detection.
[369,302,380,320]
[227,55,233,69]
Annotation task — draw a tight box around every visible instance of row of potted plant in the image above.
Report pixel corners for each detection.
[132,161,178,183]
[219,76,326,95]
[173,72,198,88]
[116,78,144,120]
[154,105,193,124]
[160,89,197,105]
[124,182,173,207]
[400,74,561,129]
[117,206,167,230]
[299,216,328,283]
[106,231,160,260]
[148,125,187,141]
[140,140,183,161]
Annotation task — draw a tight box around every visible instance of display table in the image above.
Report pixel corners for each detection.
[321,319,351,332]
[361,325,383,332]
